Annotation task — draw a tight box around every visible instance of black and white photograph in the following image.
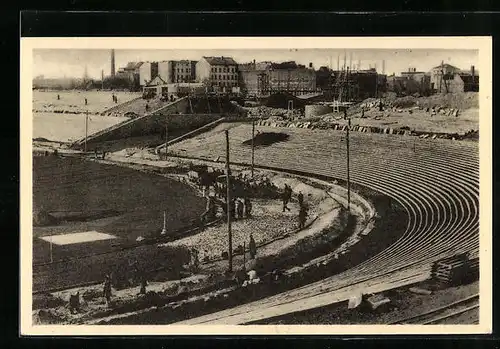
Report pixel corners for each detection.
[20,37,492,335]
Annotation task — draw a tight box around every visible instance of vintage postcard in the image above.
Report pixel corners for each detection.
[20,37,492,335]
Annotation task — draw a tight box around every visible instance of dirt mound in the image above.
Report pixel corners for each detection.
[242,132,290,147]
[417,92,478,110]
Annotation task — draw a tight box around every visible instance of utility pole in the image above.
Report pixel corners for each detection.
[243,241,246,270]
[84,110,89,153]
[161,210,167,235]
[251,120,255,178]
[164,117,169,160]
[345,111,351,213]
[225,130,233,272]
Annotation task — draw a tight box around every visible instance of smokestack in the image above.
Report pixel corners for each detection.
[111,49,116,78]
[382,60,385,74]
[471,65,475,76]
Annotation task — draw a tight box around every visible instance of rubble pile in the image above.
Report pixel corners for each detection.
[246,106,303,119]
[255,119,479,141]
[167,201,296,263]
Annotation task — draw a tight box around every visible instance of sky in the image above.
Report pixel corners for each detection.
[33,48,479,79]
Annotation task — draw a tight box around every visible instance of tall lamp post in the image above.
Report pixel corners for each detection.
[84,109,89,153]
[251,120,255,178]
[225,130,233,272]
[344,109,351,213]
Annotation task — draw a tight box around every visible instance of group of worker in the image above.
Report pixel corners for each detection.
[282,184,308,229]
[95,270,148,309]
[200,194,253,223]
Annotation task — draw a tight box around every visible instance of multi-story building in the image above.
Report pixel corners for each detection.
[115,61,143,88]
[139,62,159,86]
[266,62,317,96]
[158,60,197,84]
[400,68,431,95]
[238,61,272,97]
[429,63,478,93]
[238,61,316,97]
[196,56,239,93]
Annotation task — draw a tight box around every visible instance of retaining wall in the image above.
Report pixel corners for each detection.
[72,98,232,147]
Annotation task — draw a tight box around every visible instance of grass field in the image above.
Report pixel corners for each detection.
[33,156,205,266]
[32,90,140,143]
[33,90,141,114]
[33,112,130,143]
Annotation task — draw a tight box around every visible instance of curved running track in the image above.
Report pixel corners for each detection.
[169,125,479,324]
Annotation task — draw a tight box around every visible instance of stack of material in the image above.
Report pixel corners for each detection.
[431,253,479,286]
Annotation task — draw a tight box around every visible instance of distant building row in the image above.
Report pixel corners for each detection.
[113,56,318,97]
[387,64,479,96]
[112,58,479,98]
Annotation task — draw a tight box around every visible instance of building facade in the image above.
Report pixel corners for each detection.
[115,61,143,89]
[196,56,239,93]
[139,62,159,86]
[429,63,478,93]
[429,63,461,93]
[158,60,197,84]
[238,61,272,97]
[398,68,431,95]
[266,62,316,96]
[238,61,316,97]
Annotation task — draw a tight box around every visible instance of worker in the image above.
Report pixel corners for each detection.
[57,94,60,100]
[145,103,149,112]
[200,195,216,222]
[229,198,236,219]
[85,98,88,105]
[298,205,308,229]
[236,199,244,219]
[249,233,257,260]
[69,292,80,314]
[139,275,147,295]
[244,197,252,218]
[297,191,304,208]
[103,274,112,307]
[282,184,292,212]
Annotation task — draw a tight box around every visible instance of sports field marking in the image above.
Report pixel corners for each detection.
[39,231,117,245]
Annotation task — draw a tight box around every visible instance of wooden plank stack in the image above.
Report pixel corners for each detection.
[431,253,479,287]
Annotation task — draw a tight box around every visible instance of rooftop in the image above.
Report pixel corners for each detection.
[203,56,238,66]
[431,63,460,71]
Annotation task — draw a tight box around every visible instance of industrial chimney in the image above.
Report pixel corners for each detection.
[471,65,475,77]
[111,49,116,78]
